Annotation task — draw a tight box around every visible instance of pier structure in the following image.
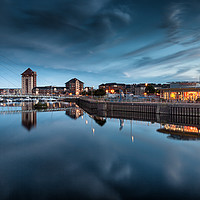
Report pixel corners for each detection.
[77,98,200,117]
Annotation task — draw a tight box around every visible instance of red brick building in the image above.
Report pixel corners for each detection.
[21,68,37,95]
[65,78,84,95]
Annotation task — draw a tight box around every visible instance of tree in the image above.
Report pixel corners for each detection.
[81,91,91,96]
[94,89,106,96]
[145,85,155,94]
[81,91,87,95]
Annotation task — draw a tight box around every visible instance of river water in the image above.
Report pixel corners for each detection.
[0,102,200,200]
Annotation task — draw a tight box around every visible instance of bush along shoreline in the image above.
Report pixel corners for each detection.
[34,102,48,109]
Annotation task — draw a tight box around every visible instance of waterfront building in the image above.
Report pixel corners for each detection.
[99,82,169,95]
[0,88,21,95]
[84,87,94,93]
[160,82,200,102]
[135,83,170,96]
[65,78,84,95]
[32,86,66,96]
[21,68,37,95]
[134,83,146,95]
[99,83,126,94]
[125,84,136,94]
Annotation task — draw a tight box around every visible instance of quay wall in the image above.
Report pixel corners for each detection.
[78,98,200,117]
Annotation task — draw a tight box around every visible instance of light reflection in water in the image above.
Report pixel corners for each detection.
[1,102,200,199]
[1,102,200,142]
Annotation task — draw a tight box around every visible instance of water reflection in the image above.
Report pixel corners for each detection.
[90,115,106,126]
[22,112,37,131]
[21,103,36,131]
[157,124,200,140]
[1,102,200,199]
[2,102,200,142]
[65,108,83,119]
[119,119,124,130]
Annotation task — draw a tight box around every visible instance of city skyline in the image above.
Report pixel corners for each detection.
[1,0,200,88]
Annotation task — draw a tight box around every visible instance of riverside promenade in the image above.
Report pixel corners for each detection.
[77,97,200,117]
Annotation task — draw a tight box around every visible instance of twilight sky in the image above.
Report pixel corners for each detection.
[1,0,200,88]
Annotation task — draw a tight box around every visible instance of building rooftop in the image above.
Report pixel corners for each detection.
[21,68,36,76]
[65,78,84,84]
[99,83,126,86]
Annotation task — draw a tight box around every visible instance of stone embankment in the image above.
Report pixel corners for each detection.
[77,98,200,117]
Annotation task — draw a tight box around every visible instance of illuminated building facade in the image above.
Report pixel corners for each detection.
[65,78,84,95]
[0,88,21,95]
[99,83,126,94]
[21,68,37,95]
[32,86,66,96]
[160,82,200,102]
[83,87,94,93]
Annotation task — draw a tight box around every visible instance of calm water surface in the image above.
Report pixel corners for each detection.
[0,103,200,200]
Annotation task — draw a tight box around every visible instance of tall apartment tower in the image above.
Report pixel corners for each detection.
[21,68,37,95]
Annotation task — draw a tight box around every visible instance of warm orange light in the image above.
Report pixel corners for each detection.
[69,93,72,96]
[165,124,199,133]
[144,92,147,96]
[106,90,108,93]
[76,92,79,95]
[170,92,176,99]
[145,83,148,87]
[110,89,115,94]
[184,126,198,133]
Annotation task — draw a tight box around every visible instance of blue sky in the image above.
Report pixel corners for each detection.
[0,0,200,88]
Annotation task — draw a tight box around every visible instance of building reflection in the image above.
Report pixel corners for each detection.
[65,108,84,119]
[119,119,124,130]
[157,124,200,140]
[92,116,106,127]
[3,102,200,142]
[22,111,37,131]
[21,103,37,131]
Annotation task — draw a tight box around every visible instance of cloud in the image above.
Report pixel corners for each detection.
[0,0,200,87]
[123,46,200,81]
[160,3,186,42]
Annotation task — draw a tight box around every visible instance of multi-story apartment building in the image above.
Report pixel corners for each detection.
[0,88,21,95]
[99,83,137,94]
[21,68,37,95]
[65,78,84,95]
[125,84,136,94]
[135,83,147,95]
[135,83,170,95]
[32,86,66,96]
[99,83,126,94]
